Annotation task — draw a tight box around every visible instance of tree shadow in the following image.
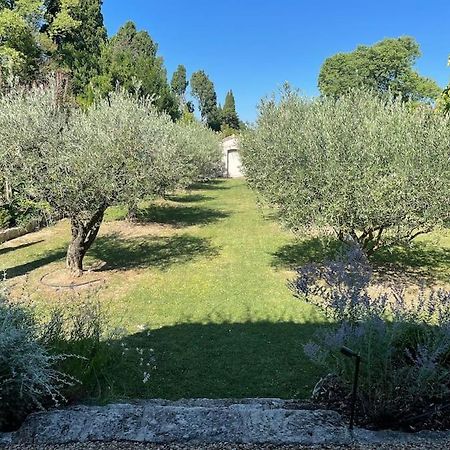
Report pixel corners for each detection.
[55,320,329,406]
[167,193,213,203]
[271,237,343,270]
[90,233,219,271]
[136,204,229,228]
[372,243,450,285]
[2,247,67,279]
[190,179,230,191]
[0,239,45,256]
[272,236,450,286]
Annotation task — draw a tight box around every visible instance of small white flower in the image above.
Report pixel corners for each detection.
[142,372,151,384]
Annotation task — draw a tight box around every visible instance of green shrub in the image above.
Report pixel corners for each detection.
[241,88,450,254]
[43,297,156,404]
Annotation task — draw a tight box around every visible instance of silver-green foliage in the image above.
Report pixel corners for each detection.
[0,85,221,273]
[241,88,450,253]
[0,287,73,429]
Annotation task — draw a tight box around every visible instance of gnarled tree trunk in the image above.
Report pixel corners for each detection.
[66,208,106,276]
[126,201,139,222]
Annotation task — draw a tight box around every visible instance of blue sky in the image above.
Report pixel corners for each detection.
[103,0,450,122]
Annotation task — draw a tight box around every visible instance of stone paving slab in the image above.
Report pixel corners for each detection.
[1,399,449,447]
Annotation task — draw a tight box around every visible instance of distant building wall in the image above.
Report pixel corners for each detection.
[222,135,243,178]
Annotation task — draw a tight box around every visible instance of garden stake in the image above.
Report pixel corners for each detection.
[341,346,361,430]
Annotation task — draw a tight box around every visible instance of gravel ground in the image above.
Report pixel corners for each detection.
[3,441,450,450]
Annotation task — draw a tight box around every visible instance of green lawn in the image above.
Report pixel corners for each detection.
[1,178,450,403]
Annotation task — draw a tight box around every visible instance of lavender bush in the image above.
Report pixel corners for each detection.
[294,246,450,429]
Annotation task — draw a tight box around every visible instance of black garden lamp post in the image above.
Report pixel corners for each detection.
[340,346,361,430]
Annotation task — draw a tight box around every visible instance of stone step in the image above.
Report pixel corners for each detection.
[1,399,449,447]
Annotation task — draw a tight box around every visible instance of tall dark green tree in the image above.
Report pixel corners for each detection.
[98,21,179,119]
[318,36,441,101]
[171,64,188,97]
[59,0,107,95]
[190,70,221,131]
[222,90,240,130]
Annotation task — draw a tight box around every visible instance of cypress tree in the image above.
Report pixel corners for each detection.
[63,0,107,95]
[171,64,188,98]
[222,90,240,130]
[190,70,221,131]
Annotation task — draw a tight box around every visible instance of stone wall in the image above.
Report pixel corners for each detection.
[0,220,40,245]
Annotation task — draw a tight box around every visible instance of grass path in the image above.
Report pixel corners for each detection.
[0,179,324,400]
[3,179,450,401]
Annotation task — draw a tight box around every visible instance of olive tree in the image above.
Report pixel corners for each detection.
[173,121,223,183]
[0,86,220,275]
[241,89,450,254]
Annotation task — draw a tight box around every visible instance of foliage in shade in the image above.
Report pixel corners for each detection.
[241,88,450,254]
[318,36,441,102]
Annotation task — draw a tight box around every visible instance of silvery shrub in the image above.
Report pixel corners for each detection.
[0,287,75,430]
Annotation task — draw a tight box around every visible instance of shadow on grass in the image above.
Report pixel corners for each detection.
[190,179,230,191]
[4,247,67,279]
[91,233,219,271]
[272,236,450,285]
[2,233,219,279]
[0,239,45,256]
[372,243,450,285]
[167,193,213,204]
[136,204,229,228]
[271,237,343,270]
[56,320,328,406]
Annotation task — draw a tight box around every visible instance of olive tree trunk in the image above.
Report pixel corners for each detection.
[66,208,106,276]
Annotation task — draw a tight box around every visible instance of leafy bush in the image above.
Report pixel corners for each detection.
[293,246,450,430]
[0,288,75,431]
[0,286,153,430]
[42,296,157,405]
[241,88,450,254]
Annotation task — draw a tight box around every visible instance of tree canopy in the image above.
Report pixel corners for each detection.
[171,64,188,97]
[318,37,441,102]
[0,85,221,274]
[57,0,107,96]
[190,70,221,131]
[241,88,450,254]
[0,0,44,82]
[83,21,180,119]
[221,90,240,130]
[0,0,84,83]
